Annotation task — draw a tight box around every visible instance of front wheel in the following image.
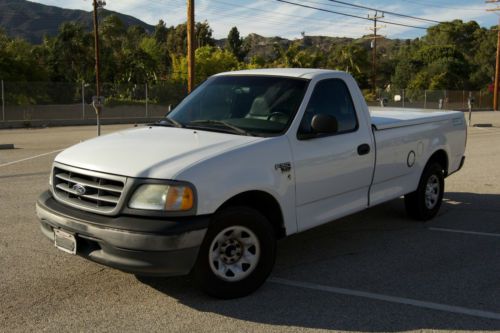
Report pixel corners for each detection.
[193,207,276,299]
[404,162,445,221]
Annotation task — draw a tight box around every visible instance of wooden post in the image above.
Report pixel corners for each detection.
[92,0,102,135]
[187,0,195,93]
[495,18,500,110]
[1,80,4,122]
[82,81,85,120]
[486,3,500,110]
[145,83,148,118]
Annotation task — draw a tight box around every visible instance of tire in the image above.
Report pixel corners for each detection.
[193,206,276,299]
[404,162,445,221]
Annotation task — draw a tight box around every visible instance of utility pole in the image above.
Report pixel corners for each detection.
[187,0,195,93]
[366,11,385,94]
[486,1,500,111]
[92,0,105,135]
[1,80,4,122]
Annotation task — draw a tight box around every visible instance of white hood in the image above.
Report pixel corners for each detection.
[55,126,261,179]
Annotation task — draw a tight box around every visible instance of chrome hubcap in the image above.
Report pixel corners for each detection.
[425,174,440,209]
[209,226,260,282]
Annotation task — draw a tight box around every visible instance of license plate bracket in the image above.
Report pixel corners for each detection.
[54,229,77,255]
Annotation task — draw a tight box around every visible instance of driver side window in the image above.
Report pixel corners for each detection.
[298,79,358,136]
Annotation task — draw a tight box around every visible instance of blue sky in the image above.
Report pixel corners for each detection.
[31,0,497,39]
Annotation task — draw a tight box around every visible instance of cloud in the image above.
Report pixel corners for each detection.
[30,0,497,39]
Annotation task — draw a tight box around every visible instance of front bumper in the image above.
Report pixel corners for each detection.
[36,191,209,276]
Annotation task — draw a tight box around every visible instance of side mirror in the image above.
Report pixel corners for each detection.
[311,114,338,134]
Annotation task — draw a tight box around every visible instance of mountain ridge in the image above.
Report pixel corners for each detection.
[0,0,402,57]
[0,0,155,43]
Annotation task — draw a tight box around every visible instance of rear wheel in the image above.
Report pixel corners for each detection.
[193,206,276,299]
[405,162,445,221]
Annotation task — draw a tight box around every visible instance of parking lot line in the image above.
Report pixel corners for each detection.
[270,277,500,321]
[429,227,500,238]
[0,149,64,168]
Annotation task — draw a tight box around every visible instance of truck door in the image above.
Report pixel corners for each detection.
[290,78,375,231]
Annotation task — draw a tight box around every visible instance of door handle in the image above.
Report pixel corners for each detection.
[357,144,371,155]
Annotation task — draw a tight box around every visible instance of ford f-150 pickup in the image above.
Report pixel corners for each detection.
[36,68,466,298]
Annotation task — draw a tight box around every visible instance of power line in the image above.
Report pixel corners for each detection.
[142,0,376,38]
[141,0,348,27]
[399,0,486,11]
[326,0,442,24]
[275,0,430,30]
[209,0,366,27]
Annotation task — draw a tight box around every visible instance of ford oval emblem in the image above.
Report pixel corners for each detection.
[72,184,87,195]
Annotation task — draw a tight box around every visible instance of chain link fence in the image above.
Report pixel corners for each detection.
[0,80,188,122]
[367,88,493,111]
[0,81,495,123]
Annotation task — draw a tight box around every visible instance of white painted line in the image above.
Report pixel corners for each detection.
[270,277,500,321]
[0,149,64,168]
[429,227,500,238]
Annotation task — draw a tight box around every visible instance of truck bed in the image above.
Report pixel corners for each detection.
[369,107,464,130]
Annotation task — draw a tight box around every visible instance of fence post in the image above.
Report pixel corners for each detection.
[82,81,85,120]
[468,91,472,126]
[1,80,4,122]
[479,90,482,109]
[145,83,149,118]
[444,90,447,109]
[402,89,405,108]
[424,90,427,109]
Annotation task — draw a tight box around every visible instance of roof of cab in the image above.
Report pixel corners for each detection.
[213,68,343,79]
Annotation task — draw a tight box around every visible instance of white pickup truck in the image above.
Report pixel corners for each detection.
[36,69,466,298]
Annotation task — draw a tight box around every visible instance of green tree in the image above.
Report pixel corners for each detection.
[405,45,470,90]
[47,22,93,83]
[167,23,187,55]
[272,42,323,68]
[425,20,481,60]
[327,43,369,86]
[196,21,215,47]
[226,26,247,61]
[166,21,214,55]
[0,29,47,82]
[154,19,169,44]
[470,26,497,89]
[171,46,239,84]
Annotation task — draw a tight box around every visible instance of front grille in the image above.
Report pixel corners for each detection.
[52,164,126,214]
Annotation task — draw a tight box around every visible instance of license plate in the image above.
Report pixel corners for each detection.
[54,229,77,255]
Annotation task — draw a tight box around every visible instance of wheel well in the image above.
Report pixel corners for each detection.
[217,191,286,239]
[428,149,448,176]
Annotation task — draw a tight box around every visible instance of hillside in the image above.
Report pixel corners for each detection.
[0,0,154,43]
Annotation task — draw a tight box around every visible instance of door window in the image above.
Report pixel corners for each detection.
[298,79,358,137]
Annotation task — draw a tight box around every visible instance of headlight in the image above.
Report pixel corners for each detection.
[128,184,194,211]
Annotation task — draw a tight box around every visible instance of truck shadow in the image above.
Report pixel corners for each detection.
[137,192,500,331]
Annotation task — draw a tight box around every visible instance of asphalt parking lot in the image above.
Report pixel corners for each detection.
[1,113,500,332]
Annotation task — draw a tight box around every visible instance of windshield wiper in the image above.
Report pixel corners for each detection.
[188,120,252,136]
[151,117,184,128]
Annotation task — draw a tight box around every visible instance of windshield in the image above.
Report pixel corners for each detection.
[167,75,309,136]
